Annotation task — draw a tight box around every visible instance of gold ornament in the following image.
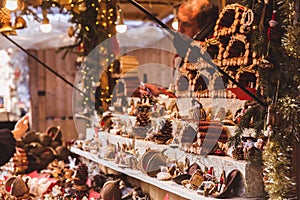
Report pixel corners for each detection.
[67,26,75,37]
[283,26,300,58]
[14,16,27,29]
[0,7,16,35]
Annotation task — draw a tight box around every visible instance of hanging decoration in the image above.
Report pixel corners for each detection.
[0,7,16,35]
[66,0,117,114]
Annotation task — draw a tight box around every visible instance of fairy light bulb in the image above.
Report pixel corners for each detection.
[40,8,52,33]
[172,18,178,30]
[171,7,179,31]
[116,24,127,33]
[6,0,18,11]
[40,17,52,33]
[116,6,127,33]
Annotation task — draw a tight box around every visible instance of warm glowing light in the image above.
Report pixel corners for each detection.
[116,24,127,33]
[40,18,52,33]
[116,5,127,33]
[172,7,179,31]
[40,9,52,33]
[6,0,18,11]
[172,18,179,31]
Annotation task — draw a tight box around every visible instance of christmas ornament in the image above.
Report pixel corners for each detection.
[267,10,280,41]
[0,7,16,35]
[67,26,75,37]
[14,16,27,29]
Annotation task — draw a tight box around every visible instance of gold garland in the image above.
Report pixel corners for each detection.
[282,26,300,59]
[263,139,295,199]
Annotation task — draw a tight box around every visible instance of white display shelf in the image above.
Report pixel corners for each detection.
[71,147,255,200]
[72,147,198,199]
[71,131,265,199]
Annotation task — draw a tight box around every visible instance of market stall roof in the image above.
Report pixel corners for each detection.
[0,0,181,50]
[0,14,75,50]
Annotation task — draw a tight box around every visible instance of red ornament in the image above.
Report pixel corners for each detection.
[77,42,85,53]
[267,10,279,41]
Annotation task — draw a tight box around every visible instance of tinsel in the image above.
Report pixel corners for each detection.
[277,97,300,142]
[282,25,300,59]
[262,98,299,199]
[281,0,300,98]
[262,140,295,199]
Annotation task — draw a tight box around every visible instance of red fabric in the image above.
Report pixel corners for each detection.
[164,193,169,200]
[89,190,101,198]
[158,87,177,98]
[86,178,92,187]
[27,170,40,178]
[227,87,256,100]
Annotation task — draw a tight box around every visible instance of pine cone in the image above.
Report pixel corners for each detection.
[160,119,173,136]
[136,106,151,127]
[154,119,173,144]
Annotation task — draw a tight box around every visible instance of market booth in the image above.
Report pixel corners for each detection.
[0,0,299,199]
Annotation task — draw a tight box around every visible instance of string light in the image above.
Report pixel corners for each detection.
[40,18,52,33]
[40,8,52,33]
[116,4,127,33]
[2,0,118,110]
[172,7,179,31]
[5,0,18,11]
[172,18,179,30]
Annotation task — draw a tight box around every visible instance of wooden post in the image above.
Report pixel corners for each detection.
[28,50,46,131]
